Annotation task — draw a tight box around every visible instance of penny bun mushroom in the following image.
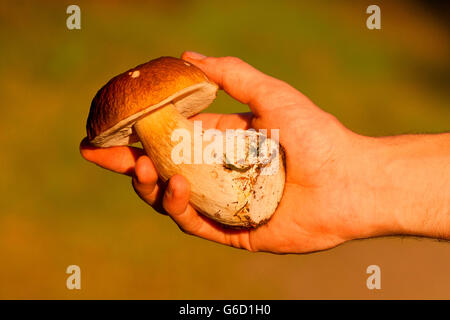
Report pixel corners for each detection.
[86,56,285,227]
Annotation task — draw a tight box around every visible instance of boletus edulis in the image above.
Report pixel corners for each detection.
[86,56,285,227]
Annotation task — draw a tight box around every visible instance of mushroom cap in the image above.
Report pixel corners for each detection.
[86,56,218,147]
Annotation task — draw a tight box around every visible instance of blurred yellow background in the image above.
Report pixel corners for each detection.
[0,0,449,299]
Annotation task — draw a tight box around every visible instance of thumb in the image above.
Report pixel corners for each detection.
[181,51,318,119]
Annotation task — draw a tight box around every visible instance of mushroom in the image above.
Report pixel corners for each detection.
[86,57,285,227]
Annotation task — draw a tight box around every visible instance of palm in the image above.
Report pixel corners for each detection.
[188,109,350,253]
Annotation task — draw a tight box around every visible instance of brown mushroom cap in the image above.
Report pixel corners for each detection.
[86,56,218,147]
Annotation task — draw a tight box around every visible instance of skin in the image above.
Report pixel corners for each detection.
[80,51,450,254]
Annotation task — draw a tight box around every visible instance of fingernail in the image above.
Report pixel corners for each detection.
[185,51,207,60]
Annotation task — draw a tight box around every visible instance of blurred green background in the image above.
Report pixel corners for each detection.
[0,0,449,299]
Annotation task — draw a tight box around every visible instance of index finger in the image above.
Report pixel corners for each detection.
[181,52,317,117]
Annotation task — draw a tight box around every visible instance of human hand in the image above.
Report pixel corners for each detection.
[80,52,450,253]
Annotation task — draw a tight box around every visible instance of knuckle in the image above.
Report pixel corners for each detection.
[244,241,257,252]
[221,56,243,66]
[177,224,193,236]
[242,233,257,252]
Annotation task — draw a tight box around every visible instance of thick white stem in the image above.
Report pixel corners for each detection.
[134,103,285,227]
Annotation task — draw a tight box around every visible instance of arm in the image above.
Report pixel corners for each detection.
[353,133,450,240]
[80,52,450,253]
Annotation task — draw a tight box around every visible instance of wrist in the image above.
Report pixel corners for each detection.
[346,133,450,240]
[341,133,402,240]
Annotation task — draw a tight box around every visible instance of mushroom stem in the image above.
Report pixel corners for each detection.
[134,103,194,182]
[134,103,285,227]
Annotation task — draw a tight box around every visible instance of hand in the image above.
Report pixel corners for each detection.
[80,52,450,253]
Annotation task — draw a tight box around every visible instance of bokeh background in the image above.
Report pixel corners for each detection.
[0,0,449,299]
